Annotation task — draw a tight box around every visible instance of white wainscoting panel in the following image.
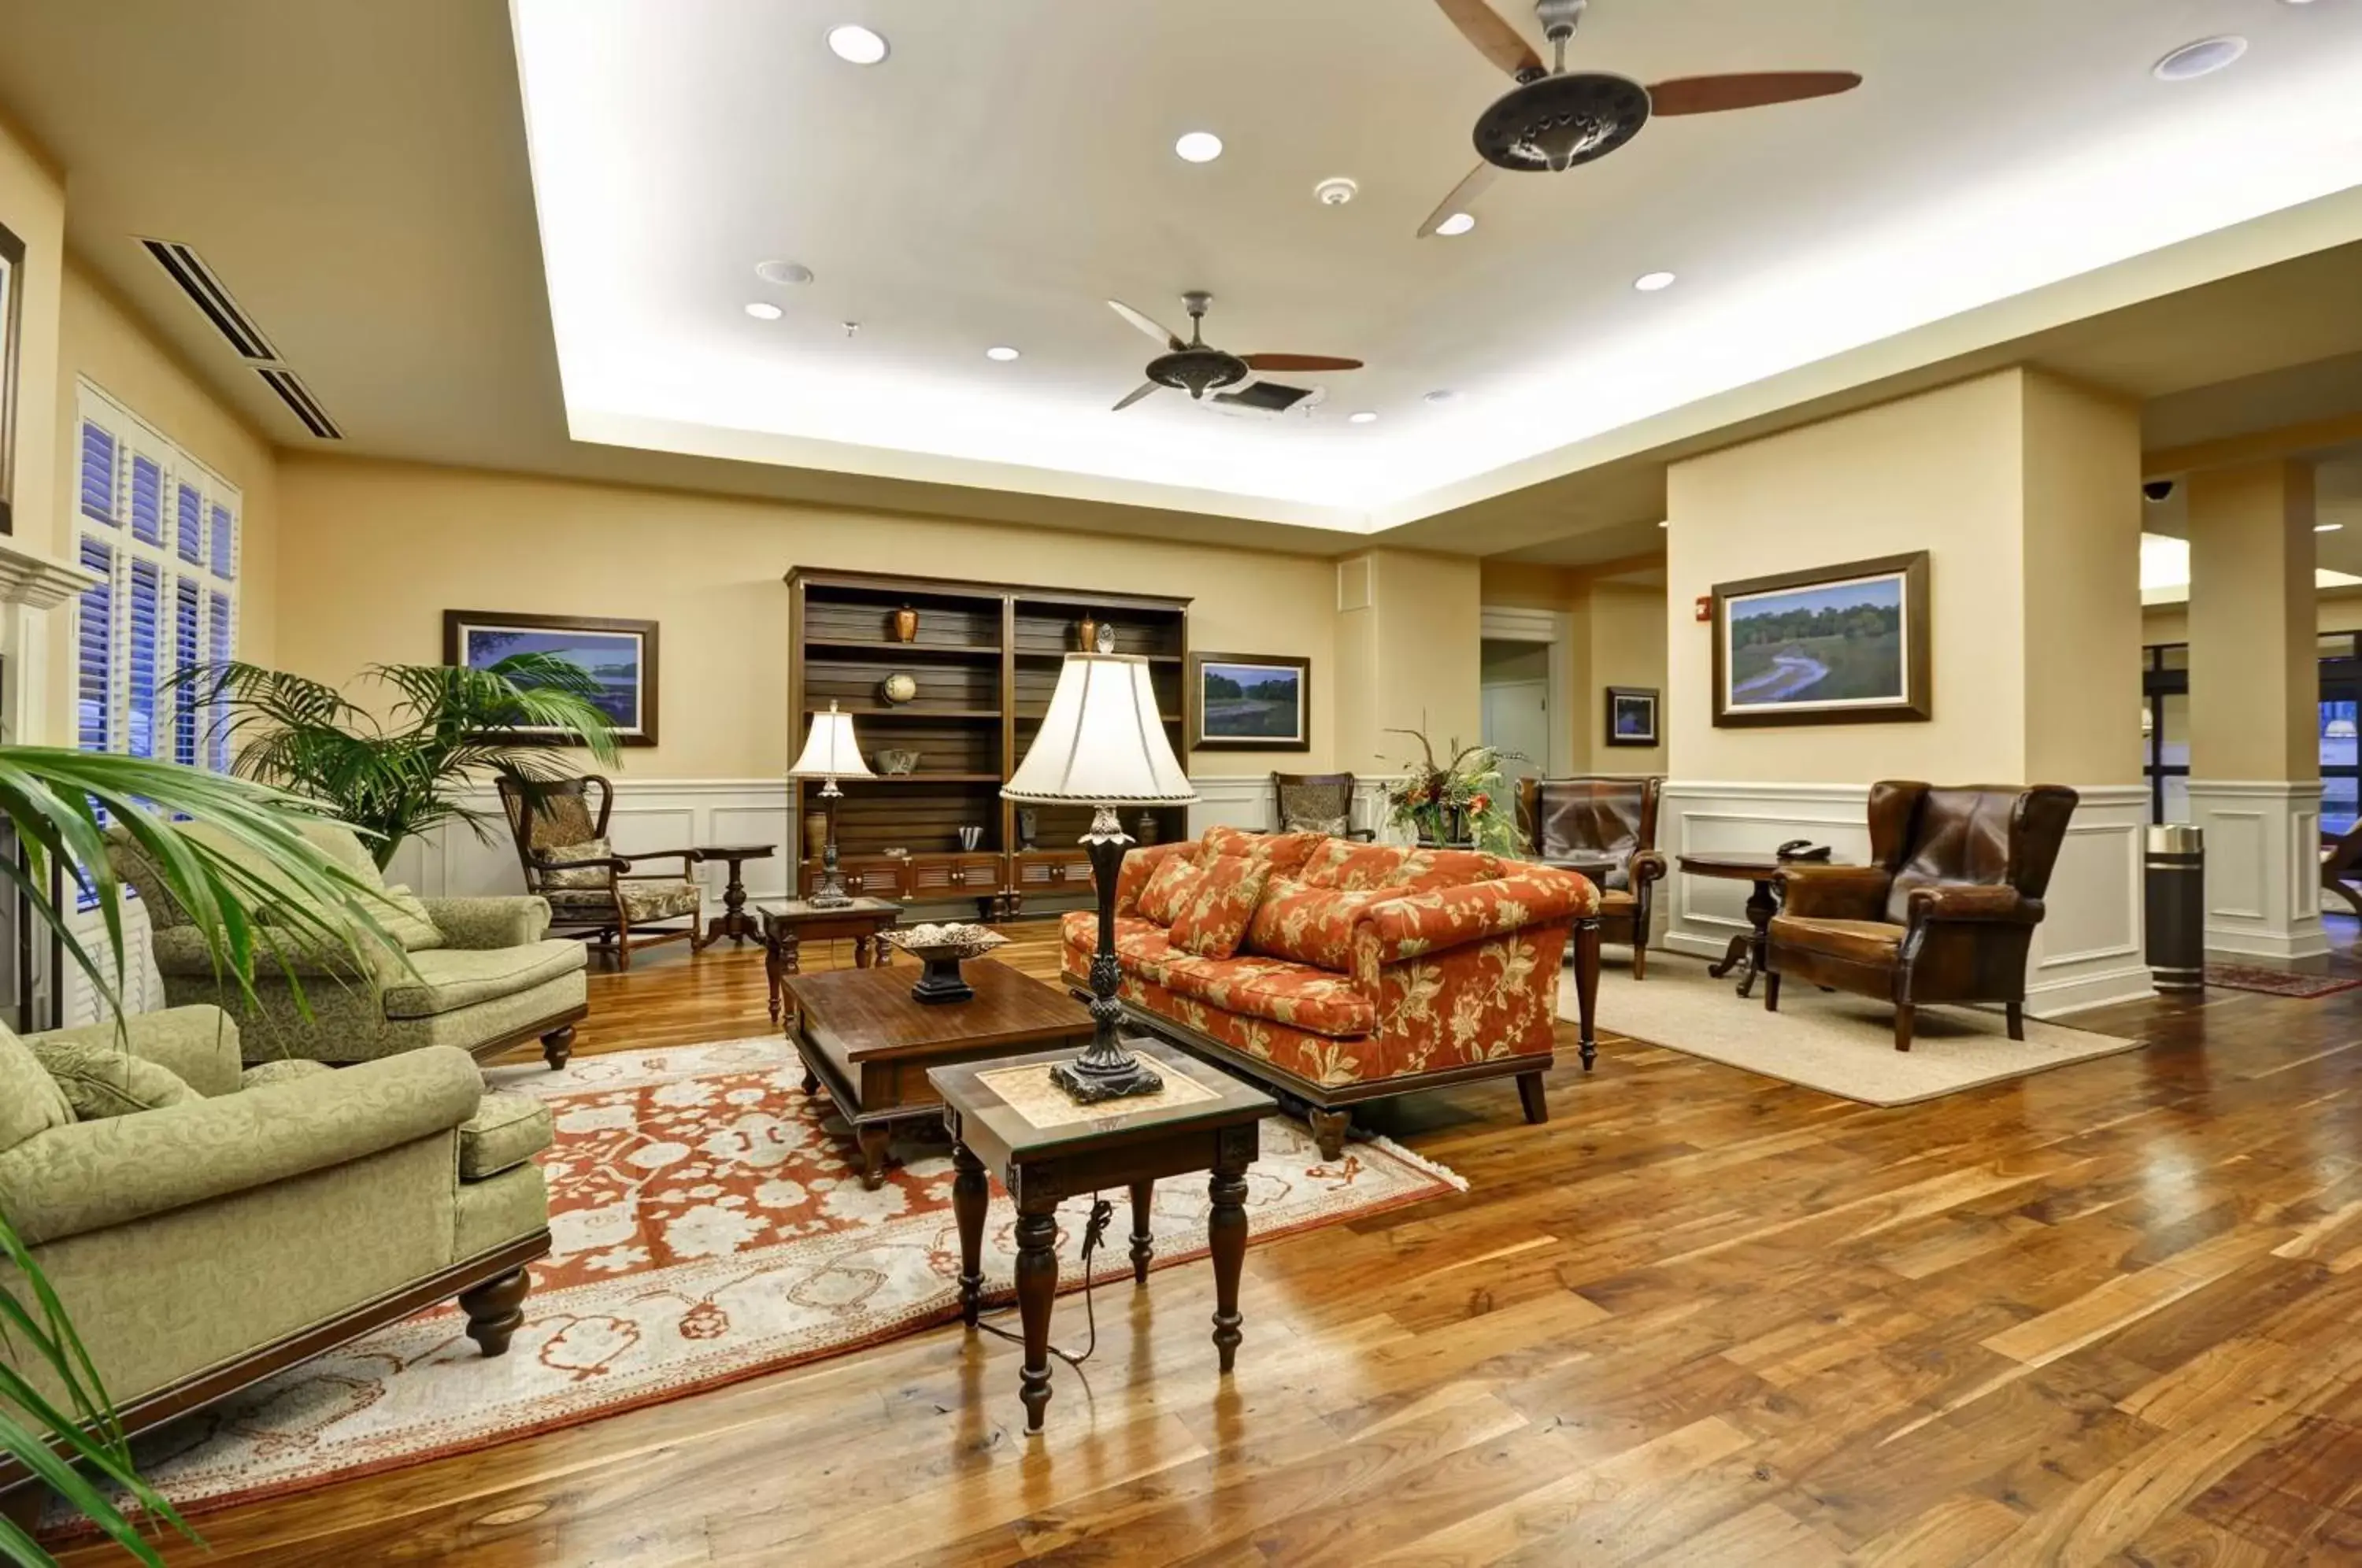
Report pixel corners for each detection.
[2183,780,2329,961]
[1659,780,2153,1018]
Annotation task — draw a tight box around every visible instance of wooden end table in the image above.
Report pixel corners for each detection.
[692,844,777,948]
[1676,851,1853,997]
[786,958,1094,1189]
[929,1041,1277,1435]
[757,897,902,1029]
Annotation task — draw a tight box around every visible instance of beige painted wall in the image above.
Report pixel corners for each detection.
[54,264,280,668]
[1332,548,1482,774]
[1586,581,1669,775]
[0,112,62,579]
[1667,368,2139,786]
[2186,459,2317,781]
[273,456,1346,780]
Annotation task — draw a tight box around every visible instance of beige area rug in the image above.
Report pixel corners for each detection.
[1565,955,2144,1106]
[59,1037,1462,1528]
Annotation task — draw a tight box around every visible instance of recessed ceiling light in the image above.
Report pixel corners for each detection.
[1314,176,1358,206]
[985,345,1020,362]
[824,24,888,65]
[1423,389,1459,405]
[1634,271,1678,292]
[743,301,783,320]
[1435,212,1476,237]
[2153,36,2246,81]
[1348,411,1378,424]
[1174,131,1224,164]
[2317,522,2344,533]
[755,260,813,287]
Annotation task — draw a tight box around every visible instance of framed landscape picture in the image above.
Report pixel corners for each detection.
[1188,652,1310,751]
[1711,552,1930,727]
[442,610,659,745]
[0,218,24,535]
[1605,686,1660,748]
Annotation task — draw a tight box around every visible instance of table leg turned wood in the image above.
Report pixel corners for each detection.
[1129,1182,1154,1285]
[1738,875,1779,999]
[765,942,784,1027]
[854,934,874,969]
[952,1142,987,1329]
[1208,1163,1249,1374]
[855,1123,892,1191]
[1013,1203,1060,1433]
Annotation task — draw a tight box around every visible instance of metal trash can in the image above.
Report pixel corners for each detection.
[2145,823,2205,993]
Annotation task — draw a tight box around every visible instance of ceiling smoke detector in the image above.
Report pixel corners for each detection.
[1313,176,1359,206]
[756,260,813,286]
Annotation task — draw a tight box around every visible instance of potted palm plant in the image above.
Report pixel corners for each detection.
[0,746,414,1564]
[170,653,620,871]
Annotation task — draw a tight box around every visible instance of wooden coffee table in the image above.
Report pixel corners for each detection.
[784,958,1094,1189]
[931,1041,1277,1435]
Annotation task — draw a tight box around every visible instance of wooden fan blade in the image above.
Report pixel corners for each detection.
[1107,299,1184,350]
[1435,0,1542,79]
[1646,72,1861,116]
[1417,162,1498,239]
[1112,382,1162,412]
[1243,354,1364,372]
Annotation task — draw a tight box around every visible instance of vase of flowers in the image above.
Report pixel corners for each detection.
[1383,729,1525,855]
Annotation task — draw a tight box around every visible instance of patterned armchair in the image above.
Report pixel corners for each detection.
[1517,776,1666,978]
[1271,772,1375,841]
[497,775,705,968]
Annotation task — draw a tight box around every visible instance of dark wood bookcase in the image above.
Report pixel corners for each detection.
[786,568,1191,920]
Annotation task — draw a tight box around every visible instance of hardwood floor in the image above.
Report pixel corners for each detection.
[72,923,2362,1566]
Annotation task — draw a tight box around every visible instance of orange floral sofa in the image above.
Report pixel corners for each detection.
[1061,826,1601,1157]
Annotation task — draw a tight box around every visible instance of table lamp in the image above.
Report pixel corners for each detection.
[1004,653,1198,1103]
[790,700,875,908]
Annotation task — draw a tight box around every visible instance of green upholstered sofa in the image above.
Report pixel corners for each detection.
[0,1006,552,1511]
[106,819,590,1071]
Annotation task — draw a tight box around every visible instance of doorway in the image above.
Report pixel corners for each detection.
[1481,637,1551,782]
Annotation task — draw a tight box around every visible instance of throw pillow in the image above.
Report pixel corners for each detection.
[31,1041,201,1121]
[539,838,615,889]
[1168,854,1272,960]
[0,1024,75,1149]
[372,883,447,952]
[1138,854,1204,926]
[1245,877,1410,971]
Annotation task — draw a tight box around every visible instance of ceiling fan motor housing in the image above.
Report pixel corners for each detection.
[1148,347,1250,399]
[1475,72,1651,171]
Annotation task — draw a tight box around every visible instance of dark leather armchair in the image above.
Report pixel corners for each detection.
[1516,776,1666,978]
[1766,781,2079,1050]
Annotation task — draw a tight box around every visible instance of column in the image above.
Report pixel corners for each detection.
[2185,459,2325,962]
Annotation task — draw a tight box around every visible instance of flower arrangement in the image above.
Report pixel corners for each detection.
[1383,728,1527,855]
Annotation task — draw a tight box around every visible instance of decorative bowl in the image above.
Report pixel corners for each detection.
[874,748,921,775]
[884,923,1009,1004]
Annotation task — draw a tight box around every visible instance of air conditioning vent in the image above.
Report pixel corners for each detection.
[257,368,343,440]
[138,239,279,362]
[1213,380,1315,413]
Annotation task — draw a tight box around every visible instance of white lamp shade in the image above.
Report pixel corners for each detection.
[790,703,875,779]
[1005,654,1196,805]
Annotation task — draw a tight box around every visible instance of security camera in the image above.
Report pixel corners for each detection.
[2144,480,2175,502]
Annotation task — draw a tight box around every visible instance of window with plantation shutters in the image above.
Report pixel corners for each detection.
[72,382,242,781]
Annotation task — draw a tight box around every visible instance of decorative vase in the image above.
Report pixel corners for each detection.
[957,825,984,852]
[803,812,829,858]
[1075,615,1098,652]
[890,605,919,643]
[1135,811,1159,846]
[1016,808,1038,850]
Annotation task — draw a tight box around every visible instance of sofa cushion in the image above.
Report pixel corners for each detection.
[544,882,702,923]
[382,940,589,1020]
[376,884,447,952]
[241,1058,335,1090]
[1136,854,1204,926]
[1168,853,1270,960]
[459,1091,553,1179]
[1061,913,1375,1038]
[1769,915,1903,967]
[1198,826,1326,877]
[31,1039,202,1120]
[0,1024,76,1150]
[1244,877,1411,972]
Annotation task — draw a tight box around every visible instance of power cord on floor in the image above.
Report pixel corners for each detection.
[975,1194,1115,1368]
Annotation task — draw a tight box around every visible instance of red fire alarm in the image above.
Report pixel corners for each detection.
[1694,595,1712,623]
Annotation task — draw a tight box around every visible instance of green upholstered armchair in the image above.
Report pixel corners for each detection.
[0,1007,552,1510]
[106,817,590,1070]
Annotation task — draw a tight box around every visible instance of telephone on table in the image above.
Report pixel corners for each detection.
[1774,840,1832,862]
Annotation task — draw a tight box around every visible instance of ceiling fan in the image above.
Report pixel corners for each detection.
[1106,292,1364,411]
[1419,0,1861,236]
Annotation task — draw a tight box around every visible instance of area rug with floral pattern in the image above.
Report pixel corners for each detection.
[83,1035,1464,1523]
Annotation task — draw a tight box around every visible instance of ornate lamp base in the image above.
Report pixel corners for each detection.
[806,876,855,911]
[1050,1046,1164,1104]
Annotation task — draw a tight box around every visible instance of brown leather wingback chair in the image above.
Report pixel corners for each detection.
[1766,781,2079,1051]
[1517,776,1666,978]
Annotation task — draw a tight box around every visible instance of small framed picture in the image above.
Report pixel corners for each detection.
[1188,652,1310,752]
[1712,551,1931,727]
[443,610,659,745]
[1605,686,1660,748]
